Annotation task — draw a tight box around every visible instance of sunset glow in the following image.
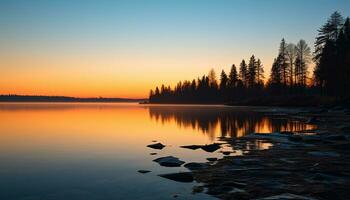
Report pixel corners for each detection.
[1,0,349,98]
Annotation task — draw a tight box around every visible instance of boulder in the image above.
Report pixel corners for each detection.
[153,156,185,167]
[158,172,194,183]
[147,142,165,150]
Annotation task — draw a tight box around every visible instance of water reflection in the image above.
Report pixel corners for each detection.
[149,106,316,139]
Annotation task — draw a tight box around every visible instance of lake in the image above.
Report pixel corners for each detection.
[0,103,315,200]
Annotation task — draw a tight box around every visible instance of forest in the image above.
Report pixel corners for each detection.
[149,12,350,106]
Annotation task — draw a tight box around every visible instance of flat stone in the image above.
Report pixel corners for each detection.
[201,143,221,152]
[221,151,232,155]
[158,172,194,183]
[147,142,165,150]
[153,156,185,167]
[206,157,218,162]
[180,145,202,150]
[138,170,151,174]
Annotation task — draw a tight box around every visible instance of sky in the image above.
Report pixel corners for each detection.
[0,0,349,98]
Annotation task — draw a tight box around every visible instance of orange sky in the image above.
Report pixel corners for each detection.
[1,0,347,98]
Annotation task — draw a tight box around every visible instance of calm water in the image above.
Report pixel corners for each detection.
[0,103,315,200]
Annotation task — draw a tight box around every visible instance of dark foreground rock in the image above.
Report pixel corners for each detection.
[147,142,166,150]
[201,143,222,152]
[180,145,202,150]
[138,170,151,174]
[188,112,350,200]
[153,156,185,167]
[158,172,194,183]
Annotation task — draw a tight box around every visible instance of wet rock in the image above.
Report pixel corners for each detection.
[184,162,208,170]
[206,157,218,162]
[308,151,340,157]
[180,145,202,150]
[255,193,317,200]
[153,156,185,167]
[158,172,194,182]
[221,151,232,155]
[138,170,151,174]
[201,143,221,152]
[147,142,165,150]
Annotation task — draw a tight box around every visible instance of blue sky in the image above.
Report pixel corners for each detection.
[0,0,349,97]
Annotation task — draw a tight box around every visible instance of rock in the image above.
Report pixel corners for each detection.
[308,151,340,157]
[201,143,221,152]
[147,142,165,150]
[206,157,218,162]
[255,193,317,200]
[153,156,185,167]
[180,145,202,150]
[158,172,194,182]
[184,162,208,170]
[138,170,151,174]
[221,151,232,155]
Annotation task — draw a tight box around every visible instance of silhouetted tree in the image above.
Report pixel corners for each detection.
[239,60,248,87]
[279,38,289,86]
[256,59,264,85]
[295,39,311,87]
[247,55,257,87]
[286,43,297,86]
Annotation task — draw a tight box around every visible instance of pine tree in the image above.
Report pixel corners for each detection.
[220,70,228,91]
[247,55,257,87]
[314,11,344,94]
[278,38,289,86]
[228,64,238,88]
[256,59,264,85]
[286,43,297,86]
[239,60,248,87]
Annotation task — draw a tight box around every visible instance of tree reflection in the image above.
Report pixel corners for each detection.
[148,106,315,139]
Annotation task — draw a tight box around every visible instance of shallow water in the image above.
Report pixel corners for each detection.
[0,103,315,200]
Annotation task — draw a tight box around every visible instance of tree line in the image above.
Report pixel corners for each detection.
[149,12,350,104]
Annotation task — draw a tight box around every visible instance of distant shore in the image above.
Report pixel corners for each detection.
[0,95,147,103]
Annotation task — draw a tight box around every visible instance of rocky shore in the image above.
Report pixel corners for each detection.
[145,107,350,199]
